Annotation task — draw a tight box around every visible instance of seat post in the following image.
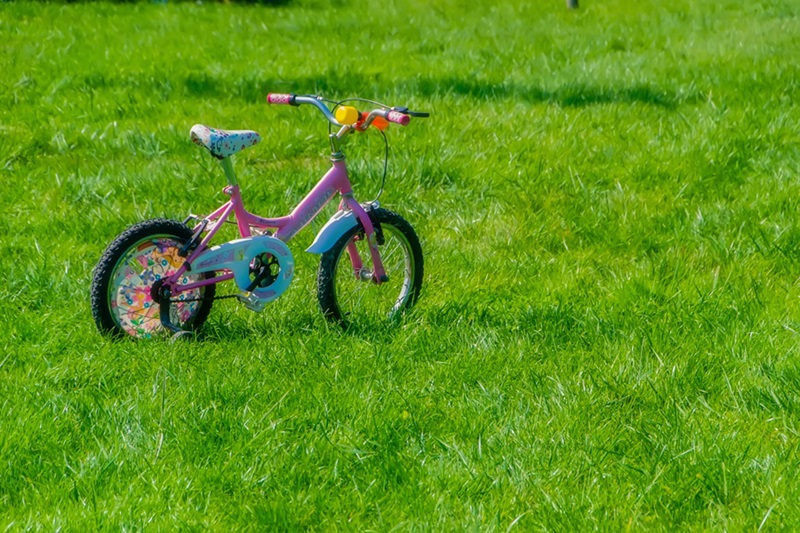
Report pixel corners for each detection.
[219,157,238,187]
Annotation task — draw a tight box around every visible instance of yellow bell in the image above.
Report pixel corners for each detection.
[335,106,359,125]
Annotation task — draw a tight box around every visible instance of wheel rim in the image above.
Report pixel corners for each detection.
[332,223,415,322]
[108,236,207,338]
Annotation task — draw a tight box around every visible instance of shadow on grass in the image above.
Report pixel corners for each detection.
[224,73,698,108]
[408,77,701,108]
[80,71,702,109]
[190,309,414,344]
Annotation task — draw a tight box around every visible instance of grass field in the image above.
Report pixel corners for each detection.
[2,0,800,528]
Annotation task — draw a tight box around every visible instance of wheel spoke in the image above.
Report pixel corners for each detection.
[333,223,414,320]
[109,236,206,335]
[316,209,421,327]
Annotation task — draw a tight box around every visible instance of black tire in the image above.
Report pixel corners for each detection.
[317,208,423,326]
[91,218,215,339]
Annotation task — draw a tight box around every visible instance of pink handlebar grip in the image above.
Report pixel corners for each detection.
[387,111,410,126]
[267,93,293,105]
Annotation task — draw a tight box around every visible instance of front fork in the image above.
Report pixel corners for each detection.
[341,196,388,283]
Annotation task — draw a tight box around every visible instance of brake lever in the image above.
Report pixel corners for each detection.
[391,106,430,118]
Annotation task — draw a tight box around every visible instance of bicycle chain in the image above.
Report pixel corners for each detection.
[170,294,240,304]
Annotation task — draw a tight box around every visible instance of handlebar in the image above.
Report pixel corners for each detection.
[386,111,410,126]
[266,93,296,106]
[266,92,428,130]
[267,93,343,126]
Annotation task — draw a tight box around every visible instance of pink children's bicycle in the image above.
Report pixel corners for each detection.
[90,93,428,339]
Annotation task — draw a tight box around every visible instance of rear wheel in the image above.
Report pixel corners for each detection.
[90,218,215,339]
[317,208,423,326]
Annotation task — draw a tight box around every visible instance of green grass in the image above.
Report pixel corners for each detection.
[2,0,800,528]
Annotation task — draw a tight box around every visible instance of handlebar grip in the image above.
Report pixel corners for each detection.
[267,93,296,105]
[386,111,410,126]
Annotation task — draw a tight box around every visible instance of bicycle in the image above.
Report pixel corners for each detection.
[90,93,429,339]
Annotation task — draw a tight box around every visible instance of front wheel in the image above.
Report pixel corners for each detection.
[90,218,215,339]
[317,208,423,326]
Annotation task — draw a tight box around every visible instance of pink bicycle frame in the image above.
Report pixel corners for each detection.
[165,158,387,295]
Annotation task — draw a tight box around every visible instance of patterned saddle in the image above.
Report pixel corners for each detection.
[190,125,261,159]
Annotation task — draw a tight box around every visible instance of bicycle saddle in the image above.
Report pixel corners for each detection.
[190,125,261,159]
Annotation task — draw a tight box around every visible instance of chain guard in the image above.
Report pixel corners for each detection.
[188,235,294,306]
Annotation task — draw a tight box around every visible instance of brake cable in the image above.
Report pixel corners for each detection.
[329,97,392,203]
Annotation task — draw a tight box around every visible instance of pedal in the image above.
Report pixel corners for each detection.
[237,291,268,313]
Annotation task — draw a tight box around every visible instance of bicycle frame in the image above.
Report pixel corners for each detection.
[90,94,428,338]
[164,156,387,297]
